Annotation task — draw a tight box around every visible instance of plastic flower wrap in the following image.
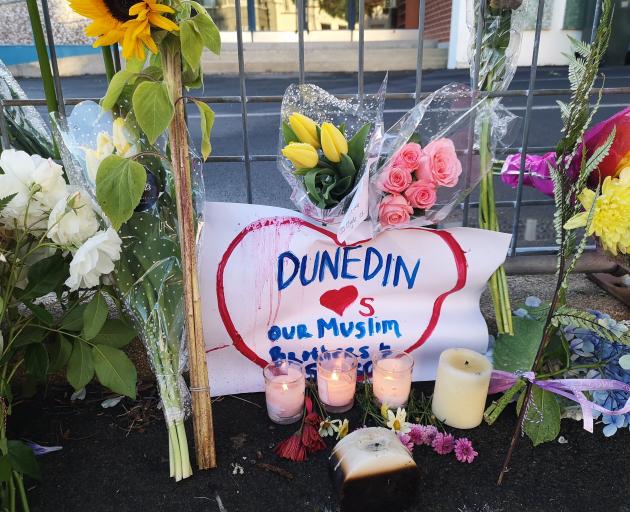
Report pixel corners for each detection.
[278,80,386,222]
[369,83,516,232]
[52,101,201,480]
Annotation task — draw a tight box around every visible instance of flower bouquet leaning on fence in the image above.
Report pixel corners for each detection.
[483,1,630,483]
[369,83,516,233]
[278,80,386,222]
[0,149,138,511]
[60,0,223,478]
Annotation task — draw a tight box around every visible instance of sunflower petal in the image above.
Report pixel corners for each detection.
[148,13,179,32]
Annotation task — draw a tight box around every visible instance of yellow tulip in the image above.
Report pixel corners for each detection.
[321,122,348,163]
[289,112,320,149]
[282,142,319,169]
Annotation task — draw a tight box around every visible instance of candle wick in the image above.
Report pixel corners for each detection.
[465,360,469,366]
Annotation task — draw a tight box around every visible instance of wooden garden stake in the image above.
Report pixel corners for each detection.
[163,45,216,470]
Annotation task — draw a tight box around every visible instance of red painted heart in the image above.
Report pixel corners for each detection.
[319,286,359,316]
[216,216,468,368]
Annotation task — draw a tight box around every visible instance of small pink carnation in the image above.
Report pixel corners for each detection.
[397,433,414,452]
[431,432,455,455]
[393,142,424,170]
[409,424,437,446]
[377,165,413,193]
[454,438,478,463]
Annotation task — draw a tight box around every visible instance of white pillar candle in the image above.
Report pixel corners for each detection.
[317,349,358,413]
[431,348,492,429]
[372,350,414,408]
[264,361,305,424]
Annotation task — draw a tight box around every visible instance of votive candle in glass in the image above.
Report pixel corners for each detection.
[431,348,492,429]
[264,360,306,424]
[317,349,358,413]
[372,350,414,408]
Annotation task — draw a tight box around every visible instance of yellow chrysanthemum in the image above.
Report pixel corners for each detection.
[565,168,630,255]
[68,0,179,60]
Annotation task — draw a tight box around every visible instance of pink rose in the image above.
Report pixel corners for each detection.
[404,181,437,209]
[425,138,462,187]
[378,194,413,227]
[377,166,413,193]
[393,143,424,170]
[414,154,434,184]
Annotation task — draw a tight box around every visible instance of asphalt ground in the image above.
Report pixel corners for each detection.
[16,65,630,247]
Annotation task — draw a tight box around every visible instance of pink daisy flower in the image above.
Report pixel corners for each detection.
[454,438,478,463]
[410,424,438,446]
[432,432,455,455]
[397,433,414,452]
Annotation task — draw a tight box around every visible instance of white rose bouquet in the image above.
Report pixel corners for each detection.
[0,149,138,511]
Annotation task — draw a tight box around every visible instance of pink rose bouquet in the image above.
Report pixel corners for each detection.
[375,138,462,228]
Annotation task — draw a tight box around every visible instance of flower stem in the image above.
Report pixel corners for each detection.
[484,380,525,426]
[176,420,193,479]
[13,473,28,512]
[168,423,182,481]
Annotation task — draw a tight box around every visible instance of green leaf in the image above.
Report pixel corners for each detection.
[12,326,46,348]
[132,81,174,144]
[517,387,561,446]
[82,291,109,340]
[181,20,204,71]
[91,319,136,348]
[338,153,357,178]
[92,345,137,399]
[25,344,48,380]
[551,306,630,345]
[282,121,298,144]
[60,304,87,331]
[0,193,17,214]
[8,440,40,479]
[102,69,135,111]
[96,155,147,230]
[493,316,545,373]
[21,253,68,300]
[0,456,11,483]
[190,2,221,55]
[347,123,371,169]
[48,334,72,373]
[26,303,53,326]
[192,99,215,160]
[66,340,94,391]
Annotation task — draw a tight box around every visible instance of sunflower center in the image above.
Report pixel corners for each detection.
[103,0,138,21]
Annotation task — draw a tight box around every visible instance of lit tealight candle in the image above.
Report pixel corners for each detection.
[317,349,358,413]
[431,348,492,429]
[264,360,305,424]
[372,350,414,408]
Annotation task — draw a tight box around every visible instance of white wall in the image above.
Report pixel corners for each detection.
[448,0,582,69]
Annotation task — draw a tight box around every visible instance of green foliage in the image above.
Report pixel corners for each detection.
[132,81,174,144]
[517,387,561,447]
[192,99,215,160]
[91,320,136,348]
[0,194,17,214]
[92,345,137,399]
[96,155,147,229]
[8,441,39,480]
[347,123,372,170]
[66,340,94,391]
[102,69,136,111]
[82,291,108,340]
[551,306,630,345]
[20,253,68,301]
[189,1,221,55]
[282,122,299,145]
[180,20,204,73]
[493,315,545,373]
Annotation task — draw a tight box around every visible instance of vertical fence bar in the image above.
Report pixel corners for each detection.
[297,0,305,84]
[509,0,546,256]
[40,0,65,118]
[414,0,426,102]
[358,0,365,97]
[590,0,603,42]
[0,102,10,149]
[235,0,253,204]
[462,0,485,227]
[112,44,122,72]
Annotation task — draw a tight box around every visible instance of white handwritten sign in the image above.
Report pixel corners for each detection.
[200,202,511,396]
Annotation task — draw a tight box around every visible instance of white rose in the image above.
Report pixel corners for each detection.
[0,149,67,229]
[65,228,122,291]
[84,119,137,183]
[47,190,99,248]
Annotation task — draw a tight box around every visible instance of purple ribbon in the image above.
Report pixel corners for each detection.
[489,370,630,433]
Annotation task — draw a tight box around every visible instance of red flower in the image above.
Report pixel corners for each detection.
[301,423,326,453]
[274,433,307,462]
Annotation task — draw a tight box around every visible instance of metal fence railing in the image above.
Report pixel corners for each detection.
[1,0,628,271]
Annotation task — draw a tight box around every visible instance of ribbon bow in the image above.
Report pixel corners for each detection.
[489,370,630,433]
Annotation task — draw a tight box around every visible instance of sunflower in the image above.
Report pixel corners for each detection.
[69,0,179,60]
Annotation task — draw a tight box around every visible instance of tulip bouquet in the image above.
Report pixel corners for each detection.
[0,148,137,511]
[369,83,514,232]
[278,82,385,221]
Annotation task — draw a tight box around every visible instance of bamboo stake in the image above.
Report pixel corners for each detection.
[163,45,216,470]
